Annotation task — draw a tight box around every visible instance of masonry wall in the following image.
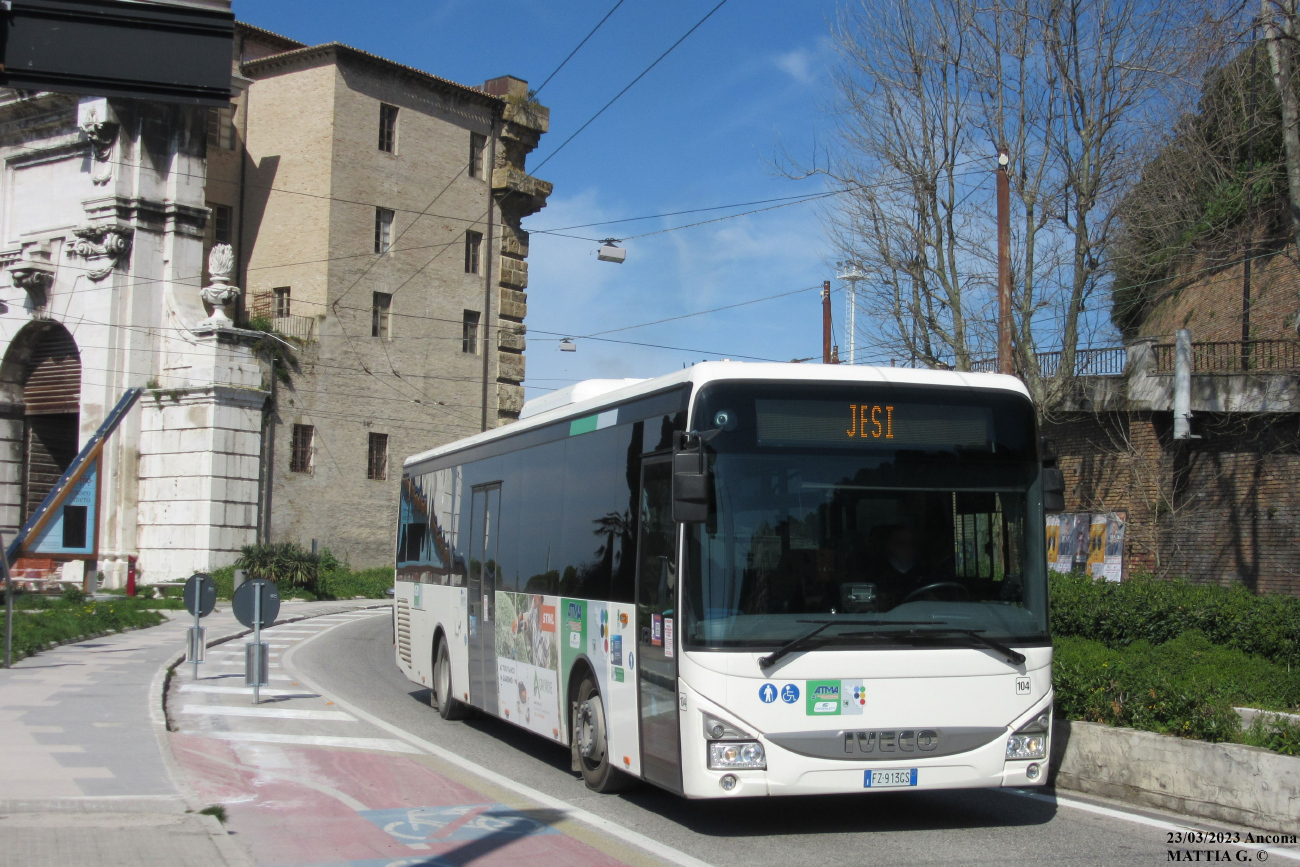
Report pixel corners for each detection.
[1044,412,1300,595]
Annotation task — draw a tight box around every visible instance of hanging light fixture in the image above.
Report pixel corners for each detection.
[559,338,577,352]
[597,239,626,264]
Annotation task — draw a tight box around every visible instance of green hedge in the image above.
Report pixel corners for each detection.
[206,563,392,601]
[0,597,165,660]
[1049,571,1300,668]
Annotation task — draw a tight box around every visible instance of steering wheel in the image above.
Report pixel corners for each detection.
[902,582,969,603]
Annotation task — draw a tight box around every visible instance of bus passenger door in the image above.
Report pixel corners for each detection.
[467,483,501,713]
[635,456,682,793]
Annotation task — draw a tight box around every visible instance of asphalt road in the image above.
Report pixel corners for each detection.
[293,614,1296,867]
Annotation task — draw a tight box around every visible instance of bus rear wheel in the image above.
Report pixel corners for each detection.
[433,636,469,721]
[576,674,633,793]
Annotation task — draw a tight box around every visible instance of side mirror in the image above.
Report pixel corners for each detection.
[1040,437,1065,513]
[673,432,710,523]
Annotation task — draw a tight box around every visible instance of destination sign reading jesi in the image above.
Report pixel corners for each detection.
[755,399,993,449]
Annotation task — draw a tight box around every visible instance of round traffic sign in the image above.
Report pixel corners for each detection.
[183,573,217,618]
[232,578,280,629]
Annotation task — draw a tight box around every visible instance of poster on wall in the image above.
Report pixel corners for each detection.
[1103,512,1126,582]
[1051,513,1077,573]
[1045,515,1060,567]
[1087,514,1107,577]
[495,592,562,741]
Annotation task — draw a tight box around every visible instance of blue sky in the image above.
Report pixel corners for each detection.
[233,0,846,397]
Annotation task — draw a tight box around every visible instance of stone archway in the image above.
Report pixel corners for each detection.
[0,321,81,535]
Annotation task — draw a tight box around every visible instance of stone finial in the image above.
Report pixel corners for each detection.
[198,244,241,328]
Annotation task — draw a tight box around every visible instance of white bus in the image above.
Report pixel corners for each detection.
[393,362,1055,798]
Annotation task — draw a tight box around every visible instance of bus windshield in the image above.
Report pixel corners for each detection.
[681,382,1049,650]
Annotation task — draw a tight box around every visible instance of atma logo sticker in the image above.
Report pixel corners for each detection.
[566,601,582,621]
[806,680,842,716]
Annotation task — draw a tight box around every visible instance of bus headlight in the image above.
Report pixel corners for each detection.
[1006,709,1050,760]
[708,741,766,770]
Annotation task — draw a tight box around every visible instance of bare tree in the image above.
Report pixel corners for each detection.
[811,0,1224,408]
[1261,0,1300,330]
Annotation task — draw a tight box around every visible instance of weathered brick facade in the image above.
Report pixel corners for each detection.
[1046,404,1300,595]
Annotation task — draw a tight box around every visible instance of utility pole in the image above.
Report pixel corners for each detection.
[996,150,1013,376]
[822,281,832,364]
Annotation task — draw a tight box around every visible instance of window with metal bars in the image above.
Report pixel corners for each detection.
[462,310,479,354]
[372,292,392,338]
[469,132,486,178]
[367,432,388,480]
[290,424,314,473]
[375,208,394,253]
[379,103,398,153]
[465,230,482,274]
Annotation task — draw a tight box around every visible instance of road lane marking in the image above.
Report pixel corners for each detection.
[181,685,318,698]
[1007,790,1300,861]
[281,629,717,867]
[180,704,355,721]
[191,731,420,753]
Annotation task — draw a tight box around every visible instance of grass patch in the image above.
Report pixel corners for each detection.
[0,595,166,660]
[197,804,228,824]
[208,562,391,601]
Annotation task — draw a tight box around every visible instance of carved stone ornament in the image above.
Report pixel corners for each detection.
[9,263,54,306]
[198,244,241,328]
[9,246,55,307]
[79,105,118,186]
[66,225,133,281]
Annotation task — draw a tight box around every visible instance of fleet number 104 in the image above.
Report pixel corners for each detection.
[847,404,894,439]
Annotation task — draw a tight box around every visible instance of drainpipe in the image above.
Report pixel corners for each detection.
[480,118,499,432]
[1173,329,1193,440]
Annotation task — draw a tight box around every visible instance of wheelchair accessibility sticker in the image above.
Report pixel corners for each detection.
[360,804,560,846]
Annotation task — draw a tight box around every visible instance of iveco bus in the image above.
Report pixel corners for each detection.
[393,362,1055,798]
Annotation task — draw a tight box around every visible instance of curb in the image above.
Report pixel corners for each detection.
[1050,718,1300,835]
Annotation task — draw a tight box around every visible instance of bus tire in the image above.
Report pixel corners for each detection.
[433,636,469,721]
[576,674,633,793]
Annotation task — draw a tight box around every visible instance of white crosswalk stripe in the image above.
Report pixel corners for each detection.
[180,704,355,721]
[193,731,419,753]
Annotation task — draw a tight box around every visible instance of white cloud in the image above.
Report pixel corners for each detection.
[775,45,819,85]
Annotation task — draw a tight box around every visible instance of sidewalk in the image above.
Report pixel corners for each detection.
[0,598,384,867]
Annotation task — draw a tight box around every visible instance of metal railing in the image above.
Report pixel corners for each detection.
[1152,339,1300,374]
[247,292,316,342]
[969,345,1127,377]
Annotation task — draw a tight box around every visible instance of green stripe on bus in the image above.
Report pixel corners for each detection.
[569,416,598,436]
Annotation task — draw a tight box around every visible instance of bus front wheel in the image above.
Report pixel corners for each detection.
[433,637,469,721]
[576,674,633,793]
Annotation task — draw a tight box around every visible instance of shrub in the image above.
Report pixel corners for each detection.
[235,542,322,596]
[1049,571,1300,668]
[1241,714,1300,756]
[1052,635,1245,741]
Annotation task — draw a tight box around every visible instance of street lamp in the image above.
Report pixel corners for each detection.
[836,262,866,365]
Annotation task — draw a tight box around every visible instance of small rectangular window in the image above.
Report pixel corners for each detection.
[273,287,291,318]
[290,424,314,473]
[469,132,486,179]
[367,432,389,480]
[379,103,398,153]
[465,230,482,274]
[62,504,88,549]
[375,208,394,254]
[372,292,392,338]
[212,204,233,245]
[207,105,234,150]
[462,310,480,354]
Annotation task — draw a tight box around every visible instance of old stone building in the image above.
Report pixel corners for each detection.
[212,24,551,566]
[0,20,550,586]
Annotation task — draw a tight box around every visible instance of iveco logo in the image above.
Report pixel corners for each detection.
[843,729,939,754]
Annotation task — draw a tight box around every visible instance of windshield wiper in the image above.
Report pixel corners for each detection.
[846,627,1026,666]
[757,619,931,669]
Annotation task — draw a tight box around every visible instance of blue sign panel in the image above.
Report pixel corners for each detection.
[781,683,801,703]
[758,683,778,704]
[27,461,98,557]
